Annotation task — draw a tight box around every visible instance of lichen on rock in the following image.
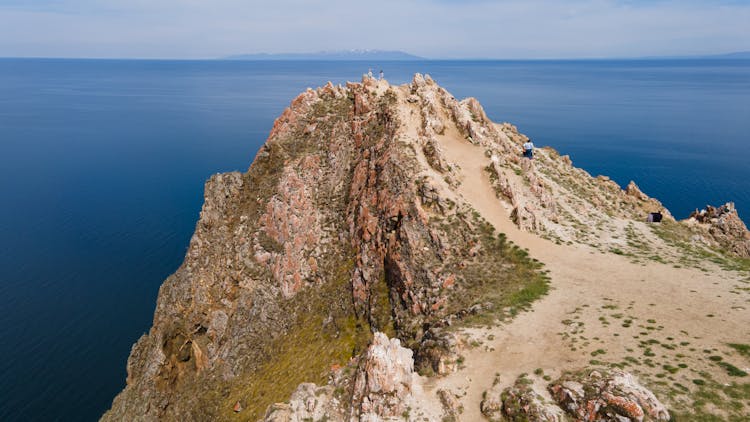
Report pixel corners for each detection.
[548,369,671,422]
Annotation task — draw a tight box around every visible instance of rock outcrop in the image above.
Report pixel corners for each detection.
[262,383,344,422]
[549,370,670,422]
[351,333,415,421]
[481,370,670,422]
[482,127,675,247]
[262,332,416,422]
[481,374,566,422]
[688,202,750,257]
[103,74,743,421]
[102,76,550,421]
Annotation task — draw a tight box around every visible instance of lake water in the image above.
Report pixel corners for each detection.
[1,58,748,421]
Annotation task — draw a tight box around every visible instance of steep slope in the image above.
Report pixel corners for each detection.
[102,77,549,421]
[104,75,750,421]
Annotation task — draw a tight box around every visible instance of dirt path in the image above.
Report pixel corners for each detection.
[392,84,750,420]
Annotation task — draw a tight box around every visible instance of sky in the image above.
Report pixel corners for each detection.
[0,0,748,59]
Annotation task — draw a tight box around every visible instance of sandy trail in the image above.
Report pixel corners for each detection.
[391,83,750,419]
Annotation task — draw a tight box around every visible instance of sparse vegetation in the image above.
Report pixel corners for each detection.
[717,362,748,377]
[651,220,750,272]
[728,343,750,358]
[440,210,550,328]
[225,256,372,421]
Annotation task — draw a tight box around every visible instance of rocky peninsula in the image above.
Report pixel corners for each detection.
[103,75,750,421]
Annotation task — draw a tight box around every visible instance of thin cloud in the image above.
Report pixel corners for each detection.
[0,0,748,58]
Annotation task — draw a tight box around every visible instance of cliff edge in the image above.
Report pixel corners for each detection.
[103,75,750,421]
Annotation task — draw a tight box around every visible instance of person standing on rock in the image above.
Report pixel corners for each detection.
[523,140,535,159]
[368,68,373,79]
[379,69,384,80]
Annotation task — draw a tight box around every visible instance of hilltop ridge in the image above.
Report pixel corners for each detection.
[103,75,750,421]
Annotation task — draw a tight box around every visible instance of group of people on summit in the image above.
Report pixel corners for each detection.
[367,68,384,80]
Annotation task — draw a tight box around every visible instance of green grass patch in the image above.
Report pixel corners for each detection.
[662,364,680,374]
[728,343,750,359]
[717,361,748,377]
[223,257,373,421]
[440,213,551,329]
[610,247,626,255]
[673,380,750,421]
[651,220,750,272]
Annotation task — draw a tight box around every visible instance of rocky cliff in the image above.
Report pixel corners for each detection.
[103,75,750,422]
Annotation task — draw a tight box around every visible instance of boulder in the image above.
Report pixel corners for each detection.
[481,374,566,422]
[548,369,670,422]
[352,332,415,420]
[414,328,462,376]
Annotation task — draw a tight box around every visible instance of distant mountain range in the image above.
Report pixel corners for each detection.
[708,51,750,59]
[221,49,749,61]
[633,50,750,60]
[224,49,423,61]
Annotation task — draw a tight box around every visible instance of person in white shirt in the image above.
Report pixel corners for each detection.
[523,140,535,159]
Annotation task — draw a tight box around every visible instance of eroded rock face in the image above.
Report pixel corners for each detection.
[688,202,750,257]
[102,74,711,421]
[103,80,386,422]
[549,369,670,422]
[102,76,551,421]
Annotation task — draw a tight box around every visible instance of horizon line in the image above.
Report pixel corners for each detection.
[2,55,749,62]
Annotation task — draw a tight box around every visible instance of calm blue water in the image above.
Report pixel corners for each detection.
[0,58,748,421]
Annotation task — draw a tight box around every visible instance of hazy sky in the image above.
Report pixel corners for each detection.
[0,0,748,59]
